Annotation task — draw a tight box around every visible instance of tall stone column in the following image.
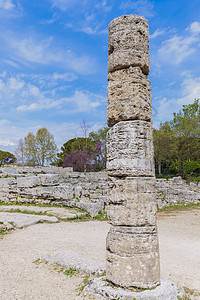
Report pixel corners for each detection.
[106,15,160,289]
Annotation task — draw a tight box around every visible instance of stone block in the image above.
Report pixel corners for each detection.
[107,67,152,127]
[108,176,156,203]
[107,121,155,177]
[107,198,156,226]
[108,15,150,75]
[0,177,16,188]
[106,226,159,256]
[106,250,160,289]
[39,174,59,186]
[17,176,40,188]
[107,176,156,225]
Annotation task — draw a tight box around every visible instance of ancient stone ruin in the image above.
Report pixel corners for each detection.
[106,15,160,289]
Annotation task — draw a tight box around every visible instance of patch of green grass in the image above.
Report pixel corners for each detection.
[79,275,90,292]
[94,211,108,221]
[3,174,10,178]
[179,286,200,299]
[62,213,92,223]
[63,267,79,277]
[33,258,41,264]
[0,228,8,235]
[0,201,85,213]
[158,202,200,212]
[156,174,177,180]
[5,208,45,215]
[8,221,15,226]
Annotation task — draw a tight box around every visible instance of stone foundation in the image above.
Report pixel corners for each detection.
[0,167,199,216]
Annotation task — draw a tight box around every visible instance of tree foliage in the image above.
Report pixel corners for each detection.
[0,150,16,166]
[15,128,58,166]
[170,99,200,177]
[14,138,25,165]
[58,126,109,172]
[89,126,109,171]
[153,122,176,175]
[153,99,200,178]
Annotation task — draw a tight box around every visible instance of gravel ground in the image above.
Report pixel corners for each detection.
[0,208,200,299]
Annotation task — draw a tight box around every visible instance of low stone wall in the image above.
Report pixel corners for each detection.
[0,166,107,217]
[156,177,200,209]
[0,167,199,216]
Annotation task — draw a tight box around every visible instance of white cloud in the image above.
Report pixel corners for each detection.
[19,72,77,88]
[95,1,112,12]
[39,13,58,25]
[16,90,103,113]
[9,36,54,65]
[0,118,107,153]
[187,21,200,35]
[177,75,200,105]
[158,21,200,64]
[67,90,103,113]
[50,0,80,11]
[0,0,15,10]
[153,74,200,126]
[4,34,96,74]
[3,59,20,68]
[78,26,107,35]
[0,139,15,146]
[8,78,24,90]
[150,29,165,39]
[120,0,154,18]
[0,79,5,90]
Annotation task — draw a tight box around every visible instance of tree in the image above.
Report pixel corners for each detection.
[57,137,95,164]
[153,99,200,178]
[89,126,109,171]
[15,128,58,166]
[170,99,200,178]
[14,138,25,165]
[62,150,94,172]
[0,150,16,166]
[35,128,58,166]
[153,122,176,175]
[24,132,38,166]
[58,126,110,171]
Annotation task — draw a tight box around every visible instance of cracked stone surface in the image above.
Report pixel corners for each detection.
[107,120,155,177]
[0,212,58,228]
[107,67,152,127]
[43,252,106,276]
[106,14,160,289]
[108,15,150,75]
[84,277,185,300]
[0,205,86,219]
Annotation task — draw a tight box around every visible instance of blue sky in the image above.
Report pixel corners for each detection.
[1,0,200,153]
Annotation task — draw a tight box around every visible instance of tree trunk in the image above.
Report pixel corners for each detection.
[158,161,162,176]
[180,159,184,178]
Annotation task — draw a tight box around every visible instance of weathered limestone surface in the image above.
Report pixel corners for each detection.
[84,277,185,300]
[0,167,107,218]
[106,199,156,226]
[107,67,152,127]
[108,15,150,75]
[106,251,160,289]
[106,226,159,255]
[106,225,160,288]
[107,177,156,226]
[0,167,199,214]
[107,120,155,177]
[106,14,160,290]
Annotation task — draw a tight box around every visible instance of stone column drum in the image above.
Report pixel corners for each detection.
[106,15,160,289]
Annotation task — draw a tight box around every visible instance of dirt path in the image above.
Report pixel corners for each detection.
[0,208,200,299]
